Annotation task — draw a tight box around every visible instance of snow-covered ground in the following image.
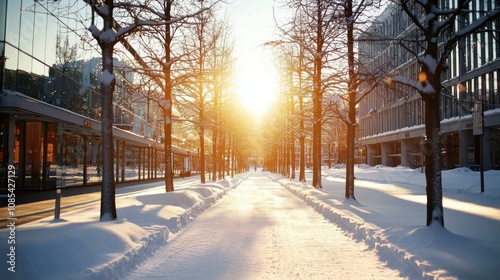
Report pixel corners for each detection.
[0,166,498,279]
[125,173,403,280]
[0,177,244,280]
[277,165,500,279]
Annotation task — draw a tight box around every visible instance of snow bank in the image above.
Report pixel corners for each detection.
[0,177,243,280]
[276,178,429,278]
[269,166,500,280]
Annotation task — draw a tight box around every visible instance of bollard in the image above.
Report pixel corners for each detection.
[54,188,61,219]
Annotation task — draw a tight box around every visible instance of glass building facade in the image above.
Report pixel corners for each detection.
[358,1,500,170]
[0,0,198,190]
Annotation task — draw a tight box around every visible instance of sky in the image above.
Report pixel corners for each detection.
[1,166,498,279]
[226,0,282,118]
[223,0,392,120]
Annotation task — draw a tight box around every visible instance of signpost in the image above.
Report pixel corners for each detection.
[473,100,484,193]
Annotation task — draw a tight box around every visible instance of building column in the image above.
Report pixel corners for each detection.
[381,142,392,166]
[460,130,473,166]
[154,148,157,178]
[138,147,142,180]
[367,144,377,166]
[115,140,120,183]
[148,147,152,179]
[121,141,125,182]
[482,127,492,170]
[401,139,411,167]
[83,136,88,186]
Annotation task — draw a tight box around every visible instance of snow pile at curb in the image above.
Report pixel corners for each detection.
[85,177,243,280]
[0,177,243,280]
[276,178,435,279]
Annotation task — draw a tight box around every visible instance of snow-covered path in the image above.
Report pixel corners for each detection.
[126,173,404,279]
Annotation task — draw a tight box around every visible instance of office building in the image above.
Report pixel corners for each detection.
[0,0,197,190]
[358,1,500,170]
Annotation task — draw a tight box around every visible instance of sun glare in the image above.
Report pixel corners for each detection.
[235,60,278,118]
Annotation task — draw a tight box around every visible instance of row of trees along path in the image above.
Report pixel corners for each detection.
[264,0,499,228]
[83,0,499,230]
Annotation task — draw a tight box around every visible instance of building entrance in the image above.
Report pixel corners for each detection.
[24,122,44,189]
[11,121,58,190]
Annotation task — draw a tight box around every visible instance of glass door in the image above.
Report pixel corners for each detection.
[25,122,44,189]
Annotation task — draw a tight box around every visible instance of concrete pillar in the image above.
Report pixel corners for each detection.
[381,142,392,166]
[460,130,473,167]
[83,136,88,186]
[482,127,492,170]
[401,139,411,167]
[115,140,120,183]
[367,144,377,166]
[121,141,125,181]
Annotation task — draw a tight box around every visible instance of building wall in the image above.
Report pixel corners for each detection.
[358,1,500,170]
[0,0,196,190]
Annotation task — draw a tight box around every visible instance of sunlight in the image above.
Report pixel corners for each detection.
[397,195,500,221]
[355,180,500,221]
[235,59,278,118]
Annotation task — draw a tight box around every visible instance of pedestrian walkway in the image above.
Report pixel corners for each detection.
[0,177,198,227]
[126,172,404,279]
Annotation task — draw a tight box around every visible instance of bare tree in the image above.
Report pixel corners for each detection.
[268,25,311,182]
[125,0,214,192]
[388,0,500,226]
[85,0,208,219]
[272,0,342,188]
[274,44,314,180]
[175,3,227,183]
[204,17,235,181]
[329,0,384,200]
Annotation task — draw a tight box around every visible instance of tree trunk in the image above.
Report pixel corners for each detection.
[423,85,444,226]
[285,129,291,177]
[219,132,225,179]
[99,1,117,221]
[299,95,306,182]
[345,122,356,200]
[200,127,206,183]
[298,46,306,183]
[290,131,296,179]
[289,92,295,179]
[230,133,234,177]
[100,46,117,221]
[344,0,356,200]
[164,1,174,192]
[212,131,217,180]
[164,115,174,192]
[312,112,322,189]
[312,1,323,189]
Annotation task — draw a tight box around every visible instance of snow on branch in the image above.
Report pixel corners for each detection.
[158,99,171,110]
[389,75,436,96]
[419,54,438,74]
[100,28,117,44]
[88,1,211,43]
[83,0,110,17]
[88,24,101,40]
[99,69,115,86]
